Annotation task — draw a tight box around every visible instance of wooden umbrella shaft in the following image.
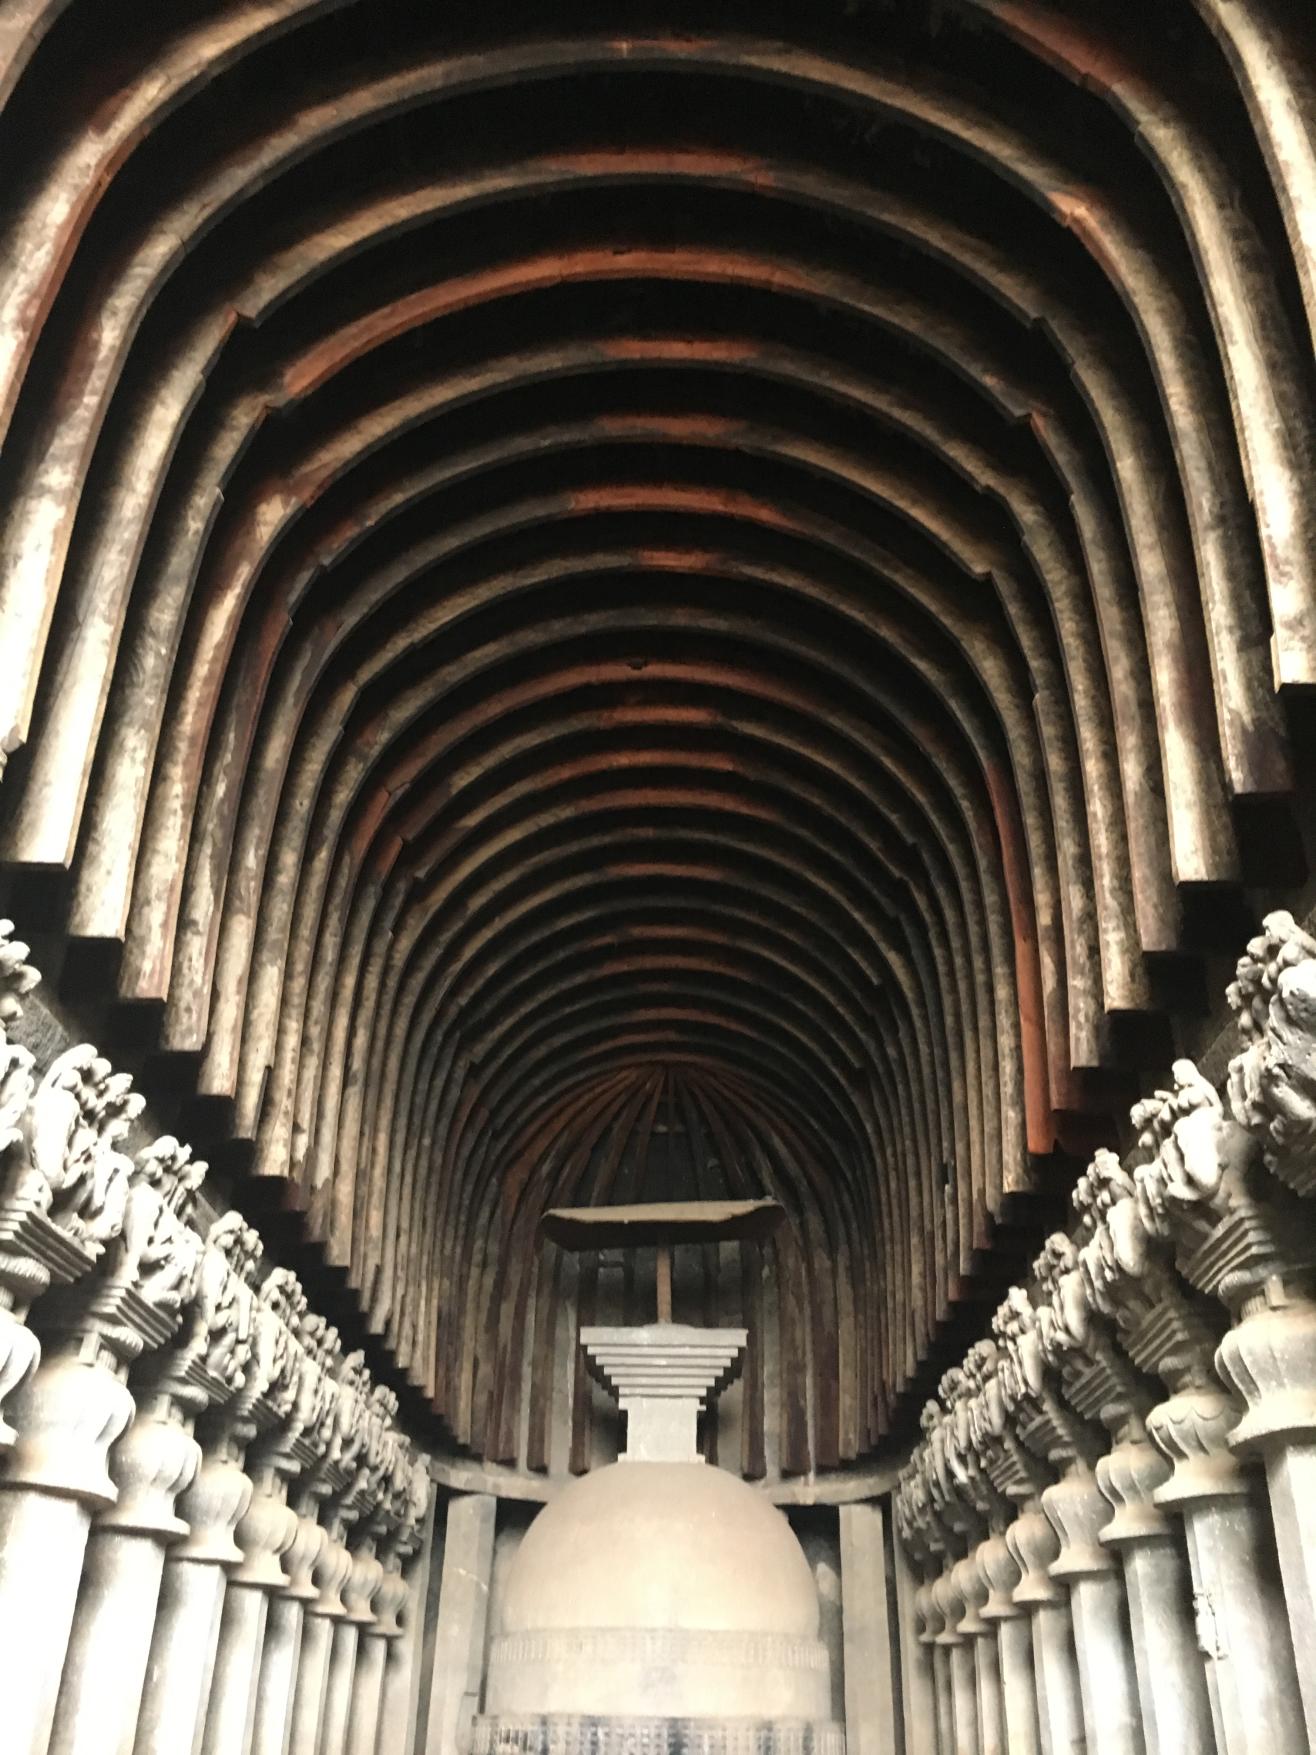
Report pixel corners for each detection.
[656,1244,673,1323]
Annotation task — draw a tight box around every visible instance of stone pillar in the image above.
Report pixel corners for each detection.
[282,1354,376,1755]
[928,1640,955,1755]
[957,1541,1004,1755]
[976,1526,1039,1755]
[1147,1383,1304,1755]
[376,1480,437,1755]
[46,1394,199,1755]
[133,1444,252,1755]
[1042,1466,1142,1755]
[287,1524,353,1755]
[1223,913,1316,1745]
[423,1493,497,1755]
[49,1185,244,1755]
[942,1326,1089,1755]
[2,1094,209,1755]
[0,1344,137,1755]
[245,1314,362,1755]
[1028,1232,1209,1755]
[322,1530,384,1755]
[134,1228,284,1755]
[315,1381,407,1755]
[249,1505,323,1755]
[356,1545,420,1754]
[1098,1432,1213,1755]
[0,924,429,1755]
[989,1288,1143,1755]
[898,1347,1058,1755]
[319,1618,364,1755]
[949,1340,1049,1755]
[200,1457,299,1755]
[345,1635,389,1755]
[838,1501,898,1755]
[1007,1504,1084,1755]
[889,1517,938,1755]
[908,1565,954,1755]
[0,1031,152,1755]
[1074,1109,1306,1755]
[199,1267,333,1755]
[1116,1065,1311,1751]
[347,1546,413,1755]
[1214,1270,1316,1745]
[931,1565,977,1755]
[912,1382,1000,1755]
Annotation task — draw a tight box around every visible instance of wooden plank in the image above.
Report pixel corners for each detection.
[541,1196,785,1250]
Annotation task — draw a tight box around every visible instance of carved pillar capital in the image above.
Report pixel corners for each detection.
[1095,1433,1172,1544]
[1005,1504,1063,1608]
[135,1220,254,1423]
[1031,1232,1154,1440]
[1041,1470,1119,1582]
[1216,1283,1316,1454]
[0,1033,142,1438]
[394,1451,432,1560]
[0,1346,135,1505]
[228,1460,301,1590]
[97,1393,201,1540]
[0,1309,39,1451]
[201,1256,299,1461]
[172,1450,255,1567]
[344,1534,386,1628]
[1227,910,1316,1198]
[33,1126,208,1383]
[960,1339,1054,1508]
[975,1526,1024,1621]
[1075,1149,1225,1396]
[370,1557,410,1639]
[990,1288,1104,1473]
[311,1526,357,1621]
[282,1506,329,1605]
[911,1575,939,1647]
[930,1567,962,1648]
[14,1045,141,1260]
[937,1359,1012,1533]
[0,920,39,1215]
[1142,1383,1247,1508]
[0,929,41,1446]
[951,1549,988,1638]
[1131,1057,1316,1312]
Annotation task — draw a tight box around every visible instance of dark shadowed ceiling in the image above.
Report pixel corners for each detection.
[0,0,1314,1475]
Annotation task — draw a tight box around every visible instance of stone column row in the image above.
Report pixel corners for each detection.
[891,908,1316,1755]
[0,920,434,1755]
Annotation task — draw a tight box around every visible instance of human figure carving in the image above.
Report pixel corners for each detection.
[1130,1059,1234,1245]
[0,923,38,1163]
[21,1044,142,1252]
[1228,911,1316,1195]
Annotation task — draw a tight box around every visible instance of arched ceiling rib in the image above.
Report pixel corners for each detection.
[0,0,1313,1472]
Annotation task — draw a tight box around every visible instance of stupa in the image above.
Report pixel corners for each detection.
[471,1201,846,1755]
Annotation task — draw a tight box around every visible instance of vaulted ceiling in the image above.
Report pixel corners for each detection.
[0,0,1313,1475]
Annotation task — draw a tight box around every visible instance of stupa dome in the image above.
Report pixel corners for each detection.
[485,1461,834,1723]
[474,1311,844,1755]
[502,1460,820,1640]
